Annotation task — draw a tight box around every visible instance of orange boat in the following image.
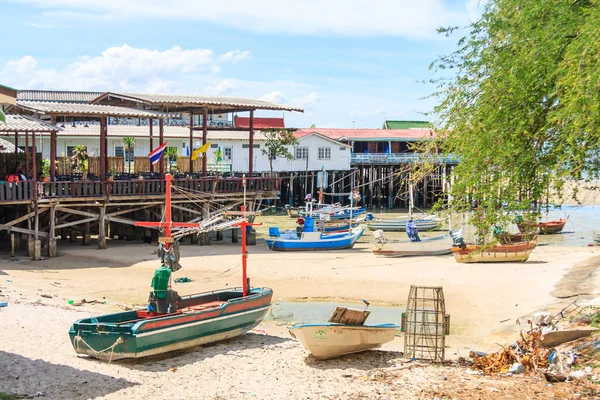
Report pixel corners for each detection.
[451,241,536,263]
[518,218,568,235]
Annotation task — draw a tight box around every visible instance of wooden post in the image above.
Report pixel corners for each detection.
[159,118,165,177]
[248,110,254,177]
[25,131,29,177]
[32,131,37,199]
[289,173,294,205]
[14,131,18,160]
[98,204,106,249]
[48,204,56,257]
[149,118,154,173]
[100,117,106,180]
[10,233,15,257]
[50,127,56,181]
[388,167,394,209]
[202,108,208,176]
[189,109,194,175]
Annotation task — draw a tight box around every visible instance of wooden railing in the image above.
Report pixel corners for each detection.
[0,177,280,203]
[0,181,33,203]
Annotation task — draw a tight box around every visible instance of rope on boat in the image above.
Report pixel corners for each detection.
[74,333,124,364]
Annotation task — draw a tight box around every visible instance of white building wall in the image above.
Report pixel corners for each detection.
[2,134,351,172]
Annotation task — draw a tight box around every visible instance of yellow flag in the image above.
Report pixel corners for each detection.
[191,142,211,160]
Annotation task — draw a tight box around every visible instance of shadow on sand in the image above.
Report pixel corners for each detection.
[0,351,136,399]
[303,349,404,371]
[107,333,292,372]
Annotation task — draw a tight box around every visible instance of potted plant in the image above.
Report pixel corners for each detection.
[70,145,88,180]
[41,158,51,182]
[122,136,135,174]
[107,168,116,182]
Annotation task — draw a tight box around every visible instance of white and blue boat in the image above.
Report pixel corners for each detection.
[265,225,365,251]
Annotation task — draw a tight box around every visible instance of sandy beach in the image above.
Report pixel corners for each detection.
[1,223,600,399]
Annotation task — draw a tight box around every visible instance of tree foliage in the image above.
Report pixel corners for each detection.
[123,136,135,174]
[261,129,299,174]
[426,0,600,231]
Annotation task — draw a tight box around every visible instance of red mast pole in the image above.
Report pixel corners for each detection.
[164,174,172,250]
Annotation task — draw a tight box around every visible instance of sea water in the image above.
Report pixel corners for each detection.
[265,301,404,325]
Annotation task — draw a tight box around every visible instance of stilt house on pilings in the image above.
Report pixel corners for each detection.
[0,88,303,259]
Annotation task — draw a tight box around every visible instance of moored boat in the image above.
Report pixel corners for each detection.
[265,225,365,251]
[451,241,536,263]
[367,217,442,232]
[289,305,398,360]
[289,323,398,360]
[517,218,568,235]
[372,229,463,257]
[69,173,272,361]
[70,288,272,361]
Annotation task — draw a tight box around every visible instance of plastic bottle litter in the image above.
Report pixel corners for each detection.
[68,300,74,305]
[509,363,526,374]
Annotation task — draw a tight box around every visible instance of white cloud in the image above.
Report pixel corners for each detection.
[466,0,486,21]
[205,80,238,95]
[218,50,251,65]
[1,44,251,92]
[19,0,470,39]
[5,55,37,74]
[260,91,286,104]
[349,109,387,118]
[301,92,320,108]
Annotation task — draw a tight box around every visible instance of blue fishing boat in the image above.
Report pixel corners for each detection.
[265,225,365,251]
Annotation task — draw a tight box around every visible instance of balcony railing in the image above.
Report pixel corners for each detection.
[350,153,459,165]
[0,177,280,203]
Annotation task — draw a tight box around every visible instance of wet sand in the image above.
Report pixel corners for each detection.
[1,227,600,399]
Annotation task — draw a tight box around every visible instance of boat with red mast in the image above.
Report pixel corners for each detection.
[69,173,273,361]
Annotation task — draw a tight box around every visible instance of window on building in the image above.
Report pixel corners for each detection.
[242,144,260,149]
[115,146,135,162]
[66,146,87,157]
[339,147,347,151]
[223,147,233,161]
[318,147,331,160]
[295,147,309,160]
[210,143,218,148]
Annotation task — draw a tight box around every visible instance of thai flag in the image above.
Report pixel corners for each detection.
[148,141,168,165]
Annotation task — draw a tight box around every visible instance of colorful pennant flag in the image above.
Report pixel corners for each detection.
[0,108,6,128]
[148,141,168,165]
[191,142,211,161]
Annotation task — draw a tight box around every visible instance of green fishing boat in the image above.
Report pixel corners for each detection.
[69,173,272,361]
[69,287,272,361]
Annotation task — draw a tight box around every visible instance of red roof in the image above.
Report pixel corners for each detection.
[234,116,285,129]
[296,128,435,140]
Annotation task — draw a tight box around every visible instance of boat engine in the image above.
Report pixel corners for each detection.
[373,229,387,245]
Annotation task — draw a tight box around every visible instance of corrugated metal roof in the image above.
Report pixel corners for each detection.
[16,101,169,118]
[92,92,304,112]
[53,124,268,140]
[0,137,22,153]
[17,90,102,103]
[297,128,435,141]
[0,114,58,133]
[384,120,430,129]
[234,116,285,129]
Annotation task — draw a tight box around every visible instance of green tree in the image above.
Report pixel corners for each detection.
[70,145,88,174]
[165,147,178,173]
[424,0,600,234]
[122,137,135,174]
[261,129,299,176]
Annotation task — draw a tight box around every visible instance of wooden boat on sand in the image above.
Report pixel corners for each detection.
[265,225,365,251]
[289,306,398,360]
[451,241,536,263]
[69,174,272,361]
[517,218,568,234]
[70,288,272,361]
[372,230,463,257]
[495,232,538,244]
[367,217,442,232]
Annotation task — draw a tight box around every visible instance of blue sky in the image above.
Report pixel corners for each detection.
[1,0,483,128]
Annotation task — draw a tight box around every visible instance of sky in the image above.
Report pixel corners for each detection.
[1,0,484,128]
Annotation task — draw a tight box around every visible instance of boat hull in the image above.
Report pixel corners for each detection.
[451,241,536,263]
[518,219,567,235]
[265,226,365,251]
[289,323,398,360]
[69,288,272,361]
[372,234,453,257]
[367,219,441,232]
